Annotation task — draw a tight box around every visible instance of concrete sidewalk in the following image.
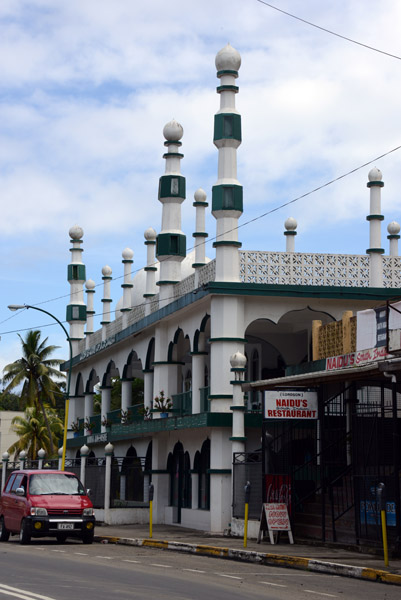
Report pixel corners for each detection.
[94,523,401,586]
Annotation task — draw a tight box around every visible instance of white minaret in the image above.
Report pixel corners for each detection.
[284,217,297,252]
[84,278,96,348]
[101,265,112,340]
[156,119,186,308]
[66,225,86,355]
[387,221,400,257]
[367,167,384,287]
[192,188,208,287]
[121,247,134,327]
[212,43,242,282]
[144,227,158,316]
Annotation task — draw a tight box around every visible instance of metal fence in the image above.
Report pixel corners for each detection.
[232,452,263,519]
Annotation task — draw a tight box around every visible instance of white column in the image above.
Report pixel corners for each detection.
[67,225,86,355]
[104,443,114,524]
[191,353,206,414]
[284,217,297,252]
[193,189,208,288]
[85,279,96,348]
[367,168,384,287]
[121,248,134,328]
[38,448,45,470]
[101,387,111,433]
[191,473,199,510]
[101,265,113,340]
[2,453,9,491]
[387,221,400,257]
[19,450,26,470]
[84,392,94,422]
[144,228,158,317]
[58,448,63,470]
[80,444,89,488]
[121,379,132,412]
[143,371,154,412]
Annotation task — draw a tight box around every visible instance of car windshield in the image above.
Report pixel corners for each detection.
[29,473,85,496]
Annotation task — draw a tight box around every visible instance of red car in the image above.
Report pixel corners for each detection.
[0,470,95,544]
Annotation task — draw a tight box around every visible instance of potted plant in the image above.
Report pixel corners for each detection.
[70,420,82,437]
[153,390,173,417]
[101,416,112,431]
[119,409,131,424]
[83,418,94,434]
[139,405,152,420]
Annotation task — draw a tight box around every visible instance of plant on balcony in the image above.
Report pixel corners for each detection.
[138,405,152,420]
[83,418,94,431]
[70,419,82,433]
[119,409,131,424]
[101,416,112,429]
[153,390,173,413]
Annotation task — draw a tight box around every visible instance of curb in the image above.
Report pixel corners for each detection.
[94,534,401,586]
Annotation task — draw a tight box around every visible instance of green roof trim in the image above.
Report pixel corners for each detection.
[366,248,385,254]
[367,181,384,188]
[366,214,384,221]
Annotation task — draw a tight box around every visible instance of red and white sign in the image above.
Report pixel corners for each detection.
[263,503,291,531]
[264,390,318,419]
[325,346,390,371]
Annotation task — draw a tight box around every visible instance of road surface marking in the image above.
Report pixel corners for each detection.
[50,550,65,553]
[95,556,113,559]
[123,560,141,564]
[217,574,242,580]
[150,563,172,568]
[183,569,206,573]
[305,591,337,598]
[74,552,88,556]
[0,584,56,600]
[261,582,287,588]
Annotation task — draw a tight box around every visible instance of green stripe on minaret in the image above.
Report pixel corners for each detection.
[212,184,243,212]
[158,175,186,199]
[214,113,241,142]
[156,232,186,258]
[67,264,86,281]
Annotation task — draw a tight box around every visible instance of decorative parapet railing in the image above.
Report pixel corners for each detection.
[383,256,401,288]
[240,251,371,287]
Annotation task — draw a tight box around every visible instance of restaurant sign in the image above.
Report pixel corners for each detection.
[264,390,318,419]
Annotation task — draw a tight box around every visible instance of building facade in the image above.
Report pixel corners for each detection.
[63,44,401,535]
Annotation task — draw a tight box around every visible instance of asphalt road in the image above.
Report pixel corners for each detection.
[0,537,399,600]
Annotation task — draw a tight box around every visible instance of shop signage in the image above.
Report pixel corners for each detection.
[87,432,108,444]
[325,347,390,371]
[265,474,292,515]
[257,503,294,544]
[80,335,116,360]
[264,390,318,419]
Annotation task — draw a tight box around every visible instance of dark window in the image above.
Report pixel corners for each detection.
[11,474,24,493]
[223,115,233,137]
[170,235,179,254]
[223,187,234,209]
[198,439,210,510]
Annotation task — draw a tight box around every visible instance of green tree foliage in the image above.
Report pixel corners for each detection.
[0,389,20,411]
[3,330,65,455]
[8,406,63,459]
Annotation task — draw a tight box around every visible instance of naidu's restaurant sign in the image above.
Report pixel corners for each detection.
[264,390,318,419]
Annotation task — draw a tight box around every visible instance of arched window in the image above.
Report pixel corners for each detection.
[197,439,210,510]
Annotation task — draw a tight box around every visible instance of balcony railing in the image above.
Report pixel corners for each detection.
[200,387,210,412]
[172,391,192,416]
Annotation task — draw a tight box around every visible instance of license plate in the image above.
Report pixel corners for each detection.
[58,523,74,530]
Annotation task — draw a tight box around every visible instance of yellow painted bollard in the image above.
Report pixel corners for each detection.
[244,481,251,548]
[149,482,154,539]
[377,483,389,568]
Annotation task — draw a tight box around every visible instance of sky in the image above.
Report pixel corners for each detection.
[1,0,401,375]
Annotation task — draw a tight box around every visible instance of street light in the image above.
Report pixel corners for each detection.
[8,304,72,471]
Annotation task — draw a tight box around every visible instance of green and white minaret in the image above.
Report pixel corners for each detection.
[212,43,242,282]
[156,119,186,308]
[66,225,87,354]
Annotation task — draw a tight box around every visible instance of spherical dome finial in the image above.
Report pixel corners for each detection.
[230,351,247,369]
[144,227,157,241]
[102,265,112,277]
[368,167,382,182]
[387,221,400,235]
[215,43,241,72]
[85,278,96,290]
[105,442,114,455]
[122,247,134,260]
[194,188,207,202]
[69,224,84,240]
[163,119,183,142]
[58,447,63,457]
[19,450,27,460]
[38,448,46,459]
[2,451,9,461]
[285,217,297,231]
[80,444,90,457]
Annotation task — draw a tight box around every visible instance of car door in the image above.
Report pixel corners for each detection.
[7,473,25,532]
[1,474,16,530]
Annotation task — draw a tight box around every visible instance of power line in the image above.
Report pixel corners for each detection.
[254,0,401,61]
[1,143,400,333]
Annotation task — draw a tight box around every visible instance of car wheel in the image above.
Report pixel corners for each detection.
[0,517,10,542]
[56,532,68,543]
[19,519,31,545]
[82,532,94,544]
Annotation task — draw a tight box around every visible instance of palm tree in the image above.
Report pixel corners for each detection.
[8,406,63,460]
[3,330,66,456]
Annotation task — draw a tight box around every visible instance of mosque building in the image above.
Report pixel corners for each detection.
[63,44,401,541]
